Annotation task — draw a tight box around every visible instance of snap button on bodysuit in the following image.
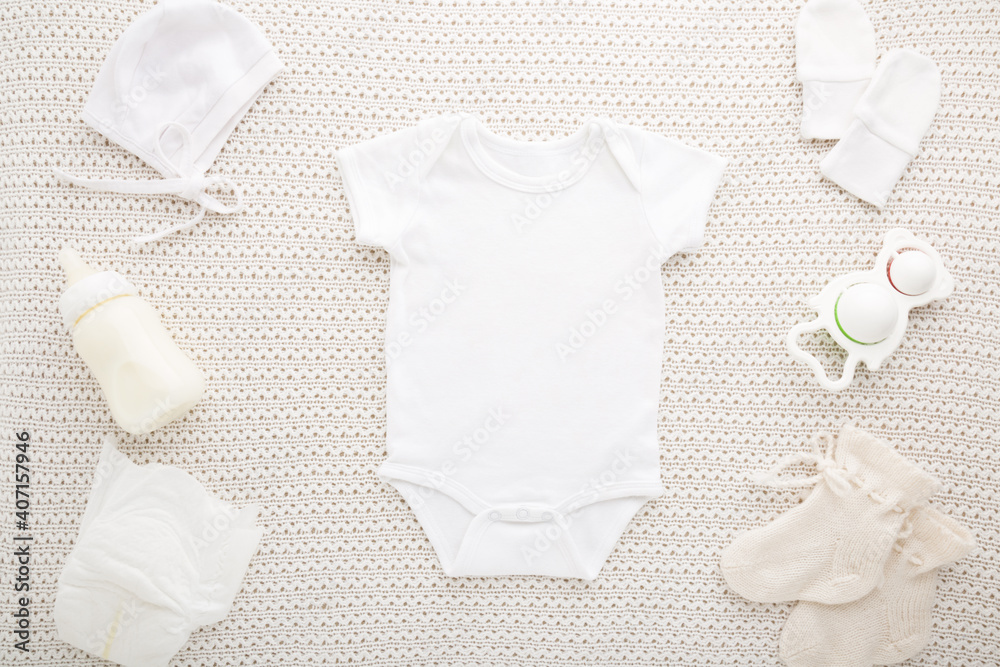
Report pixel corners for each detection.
[485,506,558,523]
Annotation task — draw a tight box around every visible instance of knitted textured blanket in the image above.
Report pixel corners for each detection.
[1,0,996,663]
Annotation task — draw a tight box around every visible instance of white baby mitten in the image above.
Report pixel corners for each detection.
[820,48,941,207]
[720,425,940,604]
[796,0,876,139]
[779,505,975,667]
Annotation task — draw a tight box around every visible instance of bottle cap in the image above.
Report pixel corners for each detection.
[58,248,137,329]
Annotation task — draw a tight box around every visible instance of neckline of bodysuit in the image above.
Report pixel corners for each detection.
[458,114,607,194]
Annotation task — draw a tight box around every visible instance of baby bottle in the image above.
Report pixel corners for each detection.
[58,247,205,435]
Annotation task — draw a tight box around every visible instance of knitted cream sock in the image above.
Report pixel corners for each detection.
[779,506,975,667]
[720,425,940,604]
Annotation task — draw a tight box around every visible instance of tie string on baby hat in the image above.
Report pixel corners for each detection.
[55,123,246,244]
[55,0,283,246]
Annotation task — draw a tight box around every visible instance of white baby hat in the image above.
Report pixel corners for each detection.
[796,0,877,139]
[56,0,282,244]
[820,49,941,208]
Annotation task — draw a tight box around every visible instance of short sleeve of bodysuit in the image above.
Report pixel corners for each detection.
[620,126,728,254]
[335,115,460,249]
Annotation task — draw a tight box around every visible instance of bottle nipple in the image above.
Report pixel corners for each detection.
[59,246,98,287]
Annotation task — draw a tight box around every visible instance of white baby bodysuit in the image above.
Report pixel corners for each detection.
[336,112,725,579]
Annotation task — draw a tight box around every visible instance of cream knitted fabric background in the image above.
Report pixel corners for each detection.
[1,0,997,664]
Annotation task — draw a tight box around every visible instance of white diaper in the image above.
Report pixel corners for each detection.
[54,438,262,667]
